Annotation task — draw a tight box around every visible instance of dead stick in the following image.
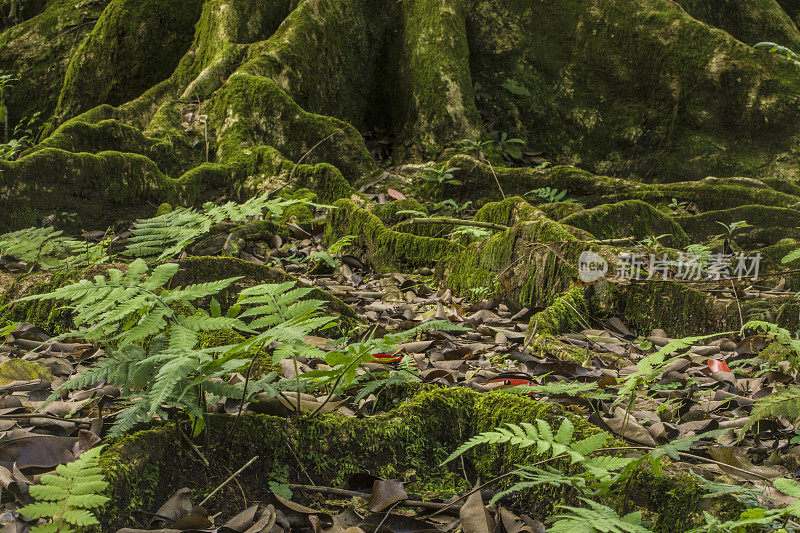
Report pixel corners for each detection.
[199,455,259,507]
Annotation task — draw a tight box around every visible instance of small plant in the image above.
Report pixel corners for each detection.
[457,138,493,159]
[525,187,573,203]
[421,166,462,186]
[433,199,473,216]
[20,445,109,533]
[0,226,110,270]
[500,78,531,97]
[125,194,320,262]
[306,235,356,269]
[685,243,712,267]
[716,220,749,236]
[448,226,492,242]
[497,132,525,160]
[548,499,649,533]
[473,82,492,102]
[668,198,688,214]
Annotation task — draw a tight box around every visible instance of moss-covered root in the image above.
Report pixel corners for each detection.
[51,0,204,126]
[560,199,690,248]
[326,199,462,272]
[0,0,108,126]
[98,387,732,531]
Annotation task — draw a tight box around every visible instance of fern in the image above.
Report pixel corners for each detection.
[0,226,108,270]
[16,259,244,345]
[124,195,319,262]
[20,445,109,533]
[300,320,467,396]
[507,382,611,400]
[442,419,612,466]
[548,499,650,533]
[742,384,800,435]
[612,332,731,408]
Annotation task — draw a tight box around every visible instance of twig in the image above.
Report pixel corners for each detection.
[199,455,259,507]
[486,159,506,199]
[393,218,508,233]
[731,279,744,329]
[273,129,344,196]
[285,438,315,485]
[177,426,210,467]
[0,413,92,427]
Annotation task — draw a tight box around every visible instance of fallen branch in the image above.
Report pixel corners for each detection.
[199,455,259,507]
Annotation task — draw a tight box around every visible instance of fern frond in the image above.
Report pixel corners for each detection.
[442,420,609,466]
[742,385,800,434]
[548,499,650,533]
[613,332,731,407]
[21,445,109,532]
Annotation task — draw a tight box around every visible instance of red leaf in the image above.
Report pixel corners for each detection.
[708,359,731,373]
[387,189,406,200]
[373,353,402,363]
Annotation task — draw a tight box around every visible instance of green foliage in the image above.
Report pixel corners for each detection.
[124,194,316,262]
[20,445,109,533]
[442,419,614,467]
[0,227,110,270]
[457,138,493,158]
[525,187,574,204]
[685,243,712,267]
[742,384,800,435]
[302,320,466,398]
[498,132,525,160]
[19,259,251,435]
[507,382,611,401]
[0,111,40,160]
[715,220,749,236]
[306,235,356,269]
[612,332,730,409]
[548,499,649,533]
[422,166,462,186]
[500,78,531,97]
[448,226,493,242]
[433,199,472,216]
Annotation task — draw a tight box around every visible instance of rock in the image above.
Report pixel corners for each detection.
[0,359,53,386]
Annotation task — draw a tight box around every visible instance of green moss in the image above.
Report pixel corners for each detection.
[326,199,462,272]
[474,196,540,226]
[0,270,80,334]
[0,359,53,385]
[98,387,732,531]
[444,218,586,311]
[0,0,107,127]
[561,199,690,248]
[52,0,204,124]
[211,72,378,186]
[372,199,428,225]
[530,285,589,335]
